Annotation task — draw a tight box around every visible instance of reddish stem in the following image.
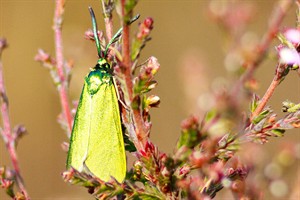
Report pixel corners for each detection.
[120,1,147,150]
[53,0,73,136]
[232,0,293,95]
[0,40,30,199]
[122,26,131,78]
[101,0,114,41]
[105,18,113,42]
[251,76,280,120]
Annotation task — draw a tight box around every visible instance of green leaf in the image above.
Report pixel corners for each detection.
[252,109,270,124]
[178,130,199,148]
[204,109,218,123]
[250,94,259,113]
[271,129,285,137]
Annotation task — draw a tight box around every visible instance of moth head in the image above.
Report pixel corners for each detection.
[97,58,107,66]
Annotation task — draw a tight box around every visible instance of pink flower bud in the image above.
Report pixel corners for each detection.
[0,179,13,189]
[62,170,74,182]
[146,95,160,108]
[143,17,154,29]
[84,29,103,42]
[35,49,51,63]
[137,17,154,39]
[181,115,199,130]
[147,56,160,75]
[179,165,190,176]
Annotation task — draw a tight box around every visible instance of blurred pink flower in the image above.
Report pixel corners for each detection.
[279,47,300,65]
[284,29,300,45]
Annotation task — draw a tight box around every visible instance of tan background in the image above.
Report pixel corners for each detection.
[0,0,299,199]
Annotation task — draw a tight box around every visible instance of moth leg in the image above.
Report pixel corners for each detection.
[82,161,94,176]
[132,57,151,72]
[113,77,130,111]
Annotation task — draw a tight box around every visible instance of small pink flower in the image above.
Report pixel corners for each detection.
[284,29,300,45]
[279,47,300,66]
[0,179,13,189]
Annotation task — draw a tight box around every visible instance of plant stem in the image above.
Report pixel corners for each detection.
[0,39,30,199]
[251,76,280,120]
[120,0,147,150]
[102,0,114,41]
[53,0,73,136]
[232,0,293,95]
[104,18,113,42]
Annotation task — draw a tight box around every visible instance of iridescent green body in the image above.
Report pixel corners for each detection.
[66,58,126,182]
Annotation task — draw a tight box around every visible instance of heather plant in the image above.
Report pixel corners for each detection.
[0,0,299,199]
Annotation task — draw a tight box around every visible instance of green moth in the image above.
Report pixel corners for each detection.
[66,7,126,182]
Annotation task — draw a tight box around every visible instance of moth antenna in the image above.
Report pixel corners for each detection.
[104,14,140,57]
[88,6,103,58]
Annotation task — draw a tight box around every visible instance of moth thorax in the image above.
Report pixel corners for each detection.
[87,75,102,95]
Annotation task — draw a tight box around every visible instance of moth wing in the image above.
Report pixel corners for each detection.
[85,83,126,182]
[66,81,91,171]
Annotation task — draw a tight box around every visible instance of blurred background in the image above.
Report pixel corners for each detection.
[0,0,299,199]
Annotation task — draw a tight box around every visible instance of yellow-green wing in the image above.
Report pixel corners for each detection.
[67,77,126,182]
[85,83,126,182]
[66,82,91,172]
